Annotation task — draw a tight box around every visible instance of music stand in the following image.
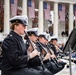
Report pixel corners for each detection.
[63,28,76,75]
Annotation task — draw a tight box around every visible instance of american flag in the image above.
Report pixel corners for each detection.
[58,4,65,21]
[28,0,35,18]
[43,2,50,20]
[0,1,3,14]
[11,0,18,17]
[74,5,76,20]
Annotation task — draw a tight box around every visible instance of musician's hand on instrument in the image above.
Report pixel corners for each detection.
[50,54,56,58]
[44,53,51,61]
[27,44,33,53]
[29,49,40,59]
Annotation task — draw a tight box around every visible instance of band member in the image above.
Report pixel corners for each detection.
[38,32,66,74]
[38,32,55,60]
[49,36,58,56]
[25,28,54,75]
[2,16,46,75]
[25,28,41,67]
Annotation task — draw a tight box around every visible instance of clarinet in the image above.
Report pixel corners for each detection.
[36,40,51,61]
[37,40,62,68]
[46,44,62,68]
[24,31,46,70]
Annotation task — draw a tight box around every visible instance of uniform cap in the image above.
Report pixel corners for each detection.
[50,36,58,41]
[27,28,38,36]
[9,15,28,26]
[38,32,50,41]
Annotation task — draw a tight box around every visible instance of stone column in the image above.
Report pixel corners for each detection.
[53,2,58,36]
[22,0,27,16]
[69,3,73,34]
[38,0,44,34]
[4,0,10,35]
[22,0,29,30]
